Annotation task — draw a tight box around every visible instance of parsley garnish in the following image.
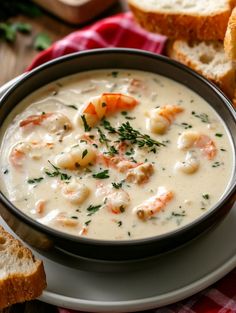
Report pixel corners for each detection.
[192,111,210,123]
[117,221,122,227]
[97,127,110,146]
[27,177,44,184]
[92,169,109,179]
[65,104,78,110]
[34,33,52,51]
[112,182,123,189]
[101,119,116,133]
[82,149,88,159]
[81,115,91,132]
[3,169,8,175]
[111,71,119,78]
[171,212,186,217]
[202,194,210,200]
[87,204,102,216]
[117,122,165,150]
[45,161,71,181]
[85,220,91,226]
[215,133,223,137]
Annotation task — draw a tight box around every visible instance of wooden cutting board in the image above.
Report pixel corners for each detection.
[32,0,118,24]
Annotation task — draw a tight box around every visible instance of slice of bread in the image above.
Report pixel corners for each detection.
[167,39,235,98]
[224,7,236,60]
[0,226,46,309]
[129,0,236,40]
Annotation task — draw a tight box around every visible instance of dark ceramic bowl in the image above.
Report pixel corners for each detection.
[0,49,236,268]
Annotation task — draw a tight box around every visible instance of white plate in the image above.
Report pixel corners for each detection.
[0,77,236,312]
[1,202,236,312]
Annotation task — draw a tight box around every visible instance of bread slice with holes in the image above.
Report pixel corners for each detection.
[0,226,46,309]
[167,39,235,98]
[224,7,236,60]
[128,0,236,40]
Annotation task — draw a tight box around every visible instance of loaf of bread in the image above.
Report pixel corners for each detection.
[167,39,235,98]
[0,226,46,309]
[128,0,236,40]
[224,7,236,60]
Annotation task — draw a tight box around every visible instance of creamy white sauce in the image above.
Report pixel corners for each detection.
[0,70,233,240]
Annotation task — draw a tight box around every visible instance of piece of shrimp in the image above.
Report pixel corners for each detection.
[177,131,217,160]
[9,141,54,168]
[126,162,154,184]
[133,187,174,221]
[175,151,200,174]
[96,184,130,214]
[61,180,90,204]
[20,112,72,136]
[146,105,184,134]
[78,93,138,128]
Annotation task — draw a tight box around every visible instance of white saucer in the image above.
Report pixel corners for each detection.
[1,78,236,312]
[1,202,236,312]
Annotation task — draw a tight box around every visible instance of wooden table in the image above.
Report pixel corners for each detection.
[0,0,128,86]
[0,1,126,312]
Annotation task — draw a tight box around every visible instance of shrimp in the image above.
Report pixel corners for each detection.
[96,184,130,214]
[78,93,138,128]
[126,162,154,184]
[133,187,174,221]
[35,200,46,214]
[61,180,90,204]
[97,154,141,173]
[9,141,54,168]
[128,79,146,95]
[146,105,184,134]
[175,151,200,174]
[20,112,72,136]
[105,189,130,214]
[177,131,217,160]
[56,213,79,227]
[56,142,96,170]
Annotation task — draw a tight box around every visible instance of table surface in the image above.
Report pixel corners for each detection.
[0,1,126,312]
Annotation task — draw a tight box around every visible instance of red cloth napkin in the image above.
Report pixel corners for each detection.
[28,11,236,313]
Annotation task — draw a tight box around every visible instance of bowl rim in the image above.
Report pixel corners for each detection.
[0,47,236,246]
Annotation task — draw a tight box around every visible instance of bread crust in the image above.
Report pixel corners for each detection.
[0,226,47,309]
[224,8,236,60]
[129,1,236,41]
[168,40,235,98]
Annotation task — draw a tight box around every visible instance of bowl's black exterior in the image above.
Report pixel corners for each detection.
[0,49,236,265]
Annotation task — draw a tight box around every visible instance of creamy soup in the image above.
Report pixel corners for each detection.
[0,70,234,240]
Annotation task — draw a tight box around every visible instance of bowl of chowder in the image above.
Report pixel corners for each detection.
[0,49,235,264]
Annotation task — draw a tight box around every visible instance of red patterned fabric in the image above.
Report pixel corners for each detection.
[27,12,166,71]
[28,11,236,313]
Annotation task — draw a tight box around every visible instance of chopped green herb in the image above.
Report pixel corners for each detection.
[117,122,165,150]
[117,221,122,227]
[111,71,119,78]
[27,177,44,184]
[34,33,52,51]
[212,161,223,168]
[125,116,136,120]
[71,216,78,219]
[127,231,131,236]
[107,145,118,156]
[97,127,110,146]
[215,133,223,137]
[93,169,109,179]
[82,149,88,159]
[101,119,116,133]
[171,212,186,217]
[65,104,78,110]
[14,22,32,33]
[220,148,226,152]
[180,122,192,129]
[87,204,102,216]
[191,111,210,123]
[121,111,128,116]
[112,182,123,189]
[202,194,210,200]
[3,169,8,175]
[85,220,91,226]
[45,161,71,181]
[81,115,91,132]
